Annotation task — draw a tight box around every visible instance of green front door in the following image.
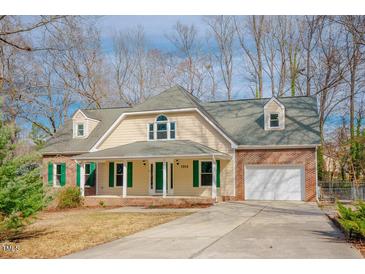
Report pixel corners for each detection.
[155,162,163,192]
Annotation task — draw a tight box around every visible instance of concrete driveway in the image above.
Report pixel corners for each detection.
[65,201,362,259]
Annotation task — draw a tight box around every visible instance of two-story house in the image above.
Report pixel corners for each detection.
[41,85,320,206]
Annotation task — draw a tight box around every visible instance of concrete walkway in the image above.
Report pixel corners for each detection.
[105,206,202,213]
[65,201,362,259]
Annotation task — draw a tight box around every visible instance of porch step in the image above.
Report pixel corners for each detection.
[83,196,215,207]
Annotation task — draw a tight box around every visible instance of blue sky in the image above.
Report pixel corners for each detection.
[99,15,207,53]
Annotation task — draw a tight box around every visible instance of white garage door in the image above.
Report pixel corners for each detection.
[245,165,304,200]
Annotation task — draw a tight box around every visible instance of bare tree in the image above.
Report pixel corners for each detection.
[235,15,265,98]
[205,16,235,100]
[298,16,323,96]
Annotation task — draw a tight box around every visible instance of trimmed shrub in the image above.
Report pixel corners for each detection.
[337,201,365,239]
[57,186,82,209]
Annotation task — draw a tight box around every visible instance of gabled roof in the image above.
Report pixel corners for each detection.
[202,96,320,146]
[41,108,128,155]
[130,85,200,112]
[41,86,320,155]
[73,140,231,160]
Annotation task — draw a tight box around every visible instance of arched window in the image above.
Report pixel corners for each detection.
[156,115,168,122]
[148,115,176,140]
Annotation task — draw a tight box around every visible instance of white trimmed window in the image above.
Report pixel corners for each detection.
[269,113,279,128]
[54,164,62,187]
[148,115,176,140]
[115,163,124,187]
[200,161,213,186]
[76,123,85,137]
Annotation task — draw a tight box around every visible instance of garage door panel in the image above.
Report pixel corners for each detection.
[245,166,304,201]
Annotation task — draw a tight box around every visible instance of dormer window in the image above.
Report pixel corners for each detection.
[72,109,99,139]
[148,115,176,140]
[77,123,85,137]
[264,97,285,130]
[269,113,279,128]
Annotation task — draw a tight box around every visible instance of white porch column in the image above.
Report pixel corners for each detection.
[163,161,167,198]
[123,162,127,198]
[80,162,85,197]
[212,157,217,200]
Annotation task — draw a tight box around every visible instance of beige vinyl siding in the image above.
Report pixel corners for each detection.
[73,112,99,138]
[97,160,149,196]
[96,159,234,197]
[98,111,232,153]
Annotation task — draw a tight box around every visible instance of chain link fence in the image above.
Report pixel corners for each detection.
[318,181,365,201]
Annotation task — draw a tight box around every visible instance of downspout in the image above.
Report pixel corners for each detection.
[315,146,319,202]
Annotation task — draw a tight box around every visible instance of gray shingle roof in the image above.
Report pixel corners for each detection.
[41,108,128,154]
[41,85,320,155]
[73,140,230,160]
[202,96,320,146]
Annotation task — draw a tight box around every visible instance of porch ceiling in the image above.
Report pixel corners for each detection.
[72,140,231,160]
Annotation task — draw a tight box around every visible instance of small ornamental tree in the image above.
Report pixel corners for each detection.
[0,117,49,239]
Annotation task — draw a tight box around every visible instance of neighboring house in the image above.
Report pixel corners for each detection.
[41,85,320,204]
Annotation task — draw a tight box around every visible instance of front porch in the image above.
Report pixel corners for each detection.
[73,140,233,203]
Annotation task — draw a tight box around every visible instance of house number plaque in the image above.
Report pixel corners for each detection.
[180,164,188,168]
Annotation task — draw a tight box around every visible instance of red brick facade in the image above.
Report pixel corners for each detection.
[42,155,96,196]
[235,148,317,202]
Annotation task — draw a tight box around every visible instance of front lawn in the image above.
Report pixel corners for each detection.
[0,208,189,258]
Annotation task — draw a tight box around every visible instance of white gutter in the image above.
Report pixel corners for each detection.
[73,153,232,161]
[237,144,320,149]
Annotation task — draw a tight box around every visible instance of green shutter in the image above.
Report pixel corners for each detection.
[127,162,133,188]
[109,162,114,187]
[48,162,53,186]
[76,163,80,187]
[60,163,66,186]
[216,160,220,188]
[193,160,199,187]
[88,162,96,186]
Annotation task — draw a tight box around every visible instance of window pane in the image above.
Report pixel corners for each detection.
[149,131,154,140]
[157,131,167,139]
[56,175,61,186]
[85,163,90,175]
[56,164,62,175]
[201,162,212,173]
[201,174,212,186]
[170,122,175,130]
[156,115,168,121]
[116,175,123,186]
[270,120,279,127]
[149,123,154,131]
[157,123,167,131]
[170,130,175,139]
[116,163,123,175]
[270,114,279,127]
[77,124,84,136]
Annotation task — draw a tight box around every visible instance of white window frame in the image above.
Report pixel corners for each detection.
[53,163,62,187]
[76,123,85,137]
[269,112,280,129]
[84,163,92,187]
[114,162,125,188]
[199,160,213,188]
[147,115,176,141]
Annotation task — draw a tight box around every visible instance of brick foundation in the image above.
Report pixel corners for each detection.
[83,196,214,207]
[235,148,317,201]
